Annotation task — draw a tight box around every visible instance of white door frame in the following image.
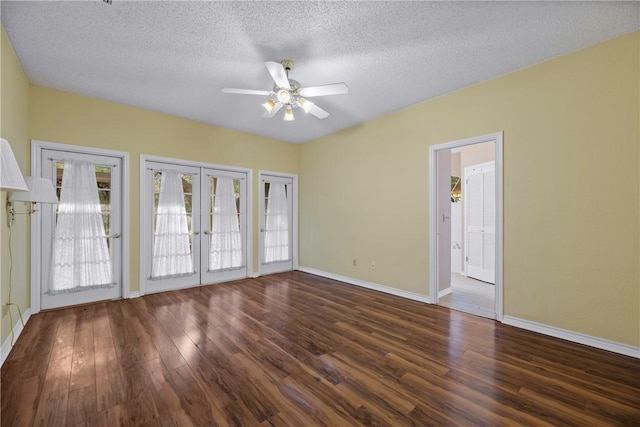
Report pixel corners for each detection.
[139,154,253,296]
[428,132,504,321]
[258,170,298,276]
[30,140,130,314]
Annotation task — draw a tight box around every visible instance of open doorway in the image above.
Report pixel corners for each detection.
[429,133,503,320]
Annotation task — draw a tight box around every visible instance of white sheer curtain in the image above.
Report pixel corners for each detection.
[50,160,112,292]
[209,177,242,270]
[264,182,290,263]
[152,170,194,278]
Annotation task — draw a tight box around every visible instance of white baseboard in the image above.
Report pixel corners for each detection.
[438,286,452,298]
[297,267,638,359]
[502,316,640,359]
[297,266,431,304]
[1,308,32,367]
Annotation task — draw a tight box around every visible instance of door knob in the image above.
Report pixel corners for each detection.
[111,233,121,239]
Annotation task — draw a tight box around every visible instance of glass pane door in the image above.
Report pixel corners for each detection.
[143,162,201,294]
[200,169,248,284]
[259,174,294,275]
[40,149,122,310]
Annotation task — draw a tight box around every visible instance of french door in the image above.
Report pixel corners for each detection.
[201,168,248,284]
[142,158,249,294]
[38,147,124,310]
[464,161,496,284]
[259,172,297,275]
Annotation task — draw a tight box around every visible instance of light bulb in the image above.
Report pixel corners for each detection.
[277,89,291,104]
[299,98,314,114]
[283,108,295,122]
[261,99,276,113]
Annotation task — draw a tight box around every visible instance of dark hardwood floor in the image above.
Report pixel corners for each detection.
[2,271,639,426]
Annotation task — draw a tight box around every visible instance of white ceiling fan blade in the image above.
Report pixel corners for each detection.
[299,83,348,98]
[308,104,330,119]
[262,102,283,118]
[264,61,291,90]
[221,88,272,96]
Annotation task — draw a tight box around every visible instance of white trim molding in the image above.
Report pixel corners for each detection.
[503,316,640,359]
[429,131,504,321]
[1,308,32,367]
[127,292,141,299]
[31,140,130,313]
[139,154,254,296]
[298,266,431,304]
[258,170,299,276]
[438,287,452,298]
[298,267,637,359]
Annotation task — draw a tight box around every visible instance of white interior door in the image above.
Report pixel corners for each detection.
[259,173,296,275]
[465,162,496,284]
[39,149,123,309]
[200,169,248,284]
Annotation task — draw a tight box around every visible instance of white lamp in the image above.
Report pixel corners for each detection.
[283,107,295,122]
[0,138,28,191]
[261,99,276,114]
[7,176,58,227]
[277,89,291,104]
[299,98,315,114]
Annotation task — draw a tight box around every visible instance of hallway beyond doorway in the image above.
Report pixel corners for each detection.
[439,273,494,318]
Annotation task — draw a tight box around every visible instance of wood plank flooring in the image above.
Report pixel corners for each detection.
[2,271,639,426]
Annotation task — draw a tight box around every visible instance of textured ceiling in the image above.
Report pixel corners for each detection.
[2,1,639,144]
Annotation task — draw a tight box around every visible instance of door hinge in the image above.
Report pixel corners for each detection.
[466,256,468,261]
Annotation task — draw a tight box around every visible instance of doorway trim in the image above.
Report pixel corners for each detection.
[30,140,130,314]
[139,154,253,296]
[258,170,298,276]
[428,132,503,321]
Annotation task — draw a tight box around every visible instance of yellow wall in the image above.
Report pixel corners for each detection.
[0,27,30,344]
[28,86,299,294]
[300,31,640,346]
[2,23,638,350]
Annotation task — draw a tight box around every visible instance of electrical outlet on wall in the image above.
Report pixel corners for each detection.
[370,261,376,270]
[353,259,357,266]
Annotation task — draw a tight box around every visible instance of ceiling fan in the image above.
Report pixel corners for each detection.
[221,59,348,121]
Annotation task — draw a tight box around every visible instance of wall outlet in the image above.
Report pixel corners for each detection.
[353,259,357,266]
[370,261,376,270]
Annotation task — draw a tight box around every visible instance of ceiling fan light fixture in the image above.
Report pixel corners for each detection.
[222,59,347,122]
[299,98,314,114]
[277,89,291,104]
[283,108,295,122]
[261,99,276,113]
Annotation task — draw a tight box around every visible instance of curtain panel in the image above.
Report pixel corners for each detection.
[264,182,290,263]
[209,177,243,270]
[50,159,113,292]
[152,170,194,278]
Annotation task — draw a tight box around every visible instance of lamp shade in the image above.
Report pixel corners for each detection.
[0,138,28,191]
[8,176,58,204]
